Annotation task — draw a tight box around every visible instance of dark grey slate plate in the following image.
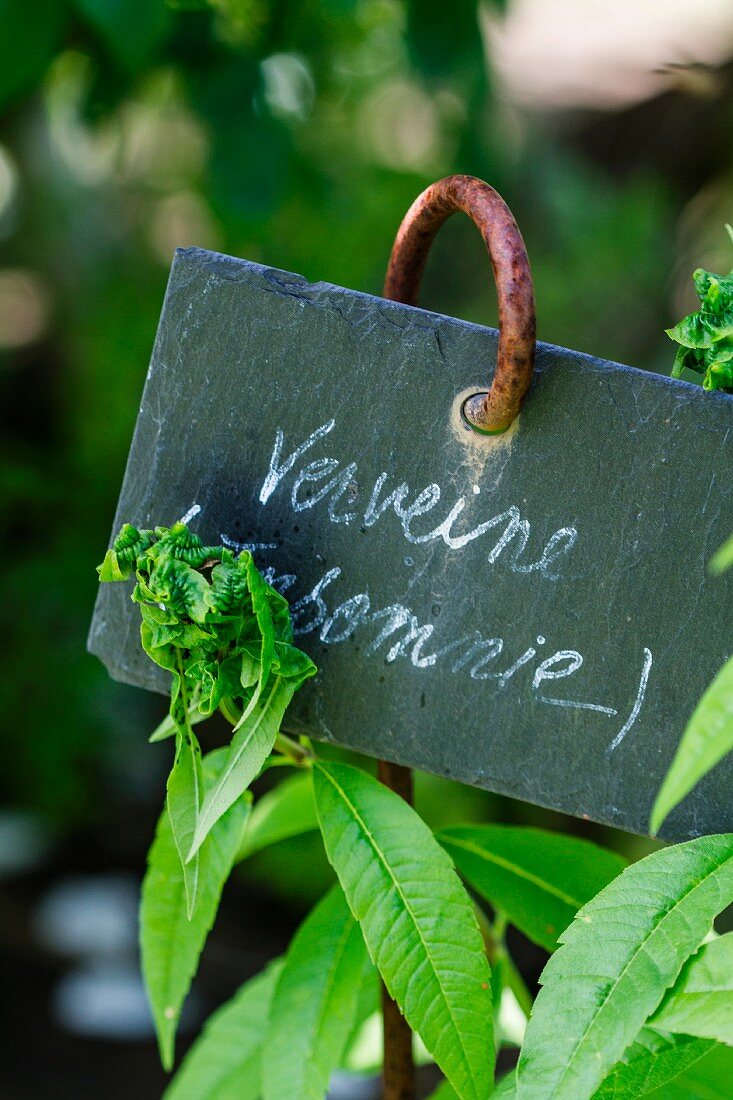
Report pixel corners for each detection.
[89,247,733,839]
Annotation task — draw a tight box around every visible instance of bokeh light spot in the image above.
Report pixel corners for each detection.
[261,53,315,122]
[0,270,50,350]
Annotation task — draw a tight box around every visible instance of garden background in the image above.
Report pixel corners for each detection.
[3,1,733,1096]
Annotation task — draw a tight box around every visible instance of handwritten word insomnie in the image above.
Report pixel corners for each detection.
[222,419,653,752]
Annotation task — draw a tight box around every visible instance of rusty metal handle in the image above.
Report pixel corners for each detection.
[383,174,536,434]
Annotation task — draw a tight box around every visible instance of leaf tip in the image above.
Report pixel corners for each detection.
[158,1016,176,1072]
[648,800,665,838]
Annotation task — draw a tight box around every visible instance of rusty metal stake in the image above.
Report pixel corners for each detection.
[377,175,536,1096]
[383,174,536,434]
[376,759,416,1100]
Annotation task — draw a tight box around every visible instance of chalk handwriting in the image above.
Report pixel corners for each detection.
[220,419,653,751]
[221,534,653,752]
[259,420,578,580]
[179,502,202,525]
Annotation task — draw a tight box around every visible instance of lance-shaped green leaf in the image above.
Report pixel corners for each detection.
[137,623,203,915]
[492,1036,717,1100]
[262,884,368,1100]
[149,695,207,743]
[592,1030,715,1099]
[439,825,626,952]
[313,761,493,1100]
[188,676,293,860]
[164,961,282,1100]
[236,771,318,862]
[166,654,204,917]
[496,1036,717,1100]
[141,749,251,1071]
[647,1043,733,1098]
[651,654,733,834]
[514,834,733,1100]
[649,933,733,1044]
[167,729,203,918]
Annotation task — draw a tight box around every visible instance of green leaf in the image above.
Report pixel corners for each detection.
[72,0,169,71]
[514,834,733,1100]
[97,548,128,582]
[167,737,202,917]
[164,961,282,1100]
[650,933,733,1044]
[313,761,493,1100]
[188,675,294,859]
[666,311,712,349]
[491,1035,712,1100]
[149,697,208,743]
[650,654,733,834]
[147,557,212,623]
[439,825,626,952]
[671,344,696,379]
[592,1031,716,1099]
[645,1043,733,1098]
[236,771,318,861]
[262,884,369,1100]
[98,523,315,870]
[666,248,733,388]
[273,639,317,684]
[141,749,251,1070]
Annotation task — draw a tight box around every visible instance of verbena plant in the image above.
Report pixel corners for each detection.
[667,228,733,393]
[651,246,733,836]
[99,522,733,1100]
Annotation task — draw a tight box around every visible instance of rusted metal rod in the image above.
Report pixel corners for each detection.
[376,174,533,1097]
[376,758,416,1100]
[383,174,536,434]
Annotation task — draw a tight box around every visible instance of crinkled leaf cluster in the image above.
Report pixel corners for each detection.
[668,238,733,392]
[98,522,316,915]
[99,521,314,715]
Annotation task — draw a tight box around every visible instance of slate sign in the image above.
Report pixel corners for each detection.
[89,246,733,839]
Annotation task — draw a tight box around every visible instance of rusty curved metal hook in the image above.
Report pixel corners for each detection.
[383,174,536,434]
[376,175,536,1100]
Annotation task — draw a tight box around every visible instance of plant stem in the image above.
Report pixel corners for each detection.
[475,905,534,1019]
[377,759,416,1100]
[274,730,312,765]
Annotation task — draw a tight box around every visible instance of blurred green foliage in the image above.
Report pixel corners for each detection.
[0,0,727,858]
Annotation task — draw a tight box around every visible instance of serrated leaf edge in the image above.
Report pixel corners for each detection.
[315,762,486,1100]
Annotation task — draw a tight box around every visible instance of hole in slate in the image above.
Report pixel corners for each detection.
[452,386,519,450]
[460,392,512,437]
